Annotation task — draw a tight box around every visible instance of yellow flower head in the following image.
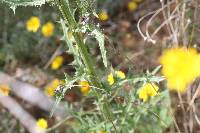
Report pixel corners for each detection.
[138,83,159,102]
[98,11,109,21]
[42,22,55,37]
[51,56,64,70]
[79,81,90,96]
[26,16,40,32]
[127,1,138,11]
[37,118,48,130]
[0,84,10,96]
[107,70,126,85]
[116,71,126,79]
[160,47,200,93]
[107,73,114,85]
[45,78,62,97]
[45,87,55,97]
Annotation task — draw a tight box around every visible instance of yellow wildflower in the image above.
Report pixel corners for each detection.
[42,22,55,37]
[127,1,138,11]
[79,81,90,95]
[108,73,114,85]
[51,56,64,70]
[45,86,55,97]
[116,71,126,79]
[160,47,200,93]
[26,16,40,32]
[51,79,60,87]
[45,79,60,96]
[138,83,159,102]
[0,84,10,96]
[98,11,109,21]
[107,70,126,85]
[37,118,48,130]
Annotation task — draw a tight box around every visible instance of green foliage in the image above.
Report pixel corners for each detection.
[0,5,60,69]
[91,29,107,67]
[75,0,96,16]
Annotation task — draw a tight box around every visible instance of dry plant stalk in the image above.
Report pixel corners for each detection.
[0,95,44,133]
[0,72,66,118]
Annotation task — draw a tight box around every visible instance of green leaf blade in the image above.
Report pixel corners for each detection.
[91,29,108,67]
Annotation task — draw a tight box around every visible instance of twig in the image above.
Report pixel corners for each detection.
[0,95,44,133]
[0,71,66,118]
[46,116,72,132]
[43,45,62,69]
[187,83,200,111]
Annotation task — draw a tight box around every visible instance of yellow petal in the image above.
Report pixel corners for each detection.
[127,1,138,11]
[0,84,10,96]
[37,118,48,129]
[79,81,90,95]
[107,73,114,85]
[160,47,200,93]
[42,22,55,37]
[51,56,64,70]
[98,11,109,21]
[26,16,40,32]
[116,71,126,79]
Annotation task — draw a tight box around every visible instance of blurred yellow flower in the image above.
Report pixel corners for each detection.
[116,71,126,79]
[107,70,126,85]
[45,78,61,97]
[98,11,109,21]
[51,56,64,70]
[79,81,90,96]
[138,83,159,102]
[37,118,48,130]
[45,87,55,97]
[26,16,40,32]
[107,73,114,85]
[0,84,10,96]
[42,22,55,37]
[160,47,200,93]
[127,1,138,11]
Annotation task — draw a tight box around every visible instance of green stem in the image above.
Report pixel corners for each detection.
[73,33,100,87]
[56,0,100,87]
[55,0,117,132]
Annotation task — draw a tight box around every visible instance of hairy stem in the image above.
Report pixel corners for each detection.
[56,0,100,87]
[55,0,117,132]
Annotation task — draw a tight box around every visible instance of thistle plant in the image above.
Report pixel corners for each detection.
[1,0,172,132]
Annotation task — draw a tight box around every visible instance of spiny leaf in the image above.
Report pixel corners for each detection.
[75,0,96,16]
[2,0,46,6]
[60,19,82,67]
[151,65,162,75]
[1,0,47,13]
[91,29,107,67]
[50,77,79,117]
